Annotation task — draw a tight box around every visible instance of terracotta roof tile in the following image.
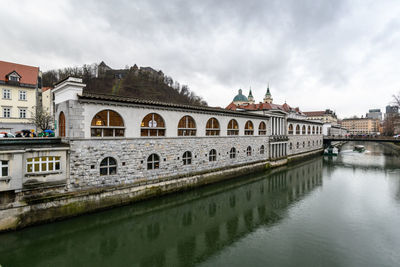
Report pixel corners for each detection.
[0,60,39,85]
[303,111,326,116]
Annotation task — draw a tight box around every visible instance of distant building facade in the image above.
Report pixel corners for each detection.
[366,109,382,120]
[0,60,41,132]
[303,109,338,124]
[340,118,379,135]
[322,123,348,136]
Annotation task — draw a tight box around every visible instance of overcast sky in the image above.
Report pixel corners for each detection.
[1,0,400,118]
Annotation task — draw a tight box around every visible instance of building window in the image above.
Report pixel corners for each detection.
[9,75,19,82]
[182,151,192,165]
[313,140,315,146]
[260,145,265,154]
[19,108,26,119]
[312,126,316,134]
[2,89,11,99]
[206,118,220,136]
[59,112,66,137]
[147,154,160,170]
[209,149,217,161]
[3,107,11,118]
[230,147,236,159]
[227,119,239,135]
[296,125,300,135]
[302,125,306,135]
[308,141,311,147]
[244,121,254,135]
[91,110,125,137]
[258,122,267,135]
[100,157,117,176]
[288,124,293,134]
[19,90,26,101]
[26,156,61,173]
[289,143,293,150]
[247,146,252,156]
[308,126,311,135]
[1,160,8,177]
[178,116,196,136]
[8,73,20,82]
[303,141,305,147]
[296,142,299,149]
[141,113,165,137]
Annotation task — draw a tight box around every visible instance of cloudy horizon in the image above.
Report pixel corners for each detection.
[1,0,400,118]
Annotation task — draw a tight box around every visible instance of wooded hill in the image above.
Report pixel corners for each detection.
[42,62,208,106]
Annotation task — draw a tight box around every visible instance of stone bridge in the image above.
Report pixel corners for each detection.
[323,136,400,146]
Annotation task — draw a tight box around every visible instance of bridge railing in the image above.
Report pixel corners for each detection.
[324,136,400,141]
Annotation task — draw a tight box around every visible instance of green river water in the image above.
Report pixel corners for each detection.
[0,141,399,267]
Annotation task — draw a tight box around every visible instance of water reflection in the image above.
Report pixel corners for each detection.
[324,141,400,170]
[0,159,323,267]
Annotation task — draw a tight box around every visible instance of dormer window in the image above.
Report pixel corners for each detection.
[7,71,21,83]
[10,75,19,82]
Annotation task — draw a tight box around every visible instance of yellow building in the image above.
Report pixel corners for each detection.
[341,118,380,135]
[0,60,40,132]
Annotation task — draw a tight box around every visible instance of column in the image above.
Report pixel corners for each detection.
[273,118,276,135]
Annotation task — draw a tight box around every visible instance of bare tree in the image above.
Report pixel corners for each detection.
[393,91,400,107]
[30,107,54,131]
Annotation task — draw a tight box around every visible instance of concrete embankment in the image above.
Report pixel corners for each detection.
[0,149,322,232]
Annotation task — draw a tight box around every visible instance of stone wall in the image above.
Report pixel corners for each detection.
[287,135,323,155]
[68,136,270,189]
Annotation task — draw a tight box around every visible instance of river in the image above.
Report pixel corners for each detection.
[0,142,399,267]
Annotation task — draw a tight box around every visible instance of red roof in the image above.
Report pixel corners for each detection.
[0,60,39,85]
[303,111,326,116]
[226,101,302,114]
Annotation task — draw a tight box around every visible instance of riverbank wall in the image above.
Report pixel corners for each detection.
[0,145,323,232]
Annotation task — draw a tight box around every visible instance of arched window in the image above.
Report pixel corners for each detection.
[209,149,217,161]
[308,126,311,135]
[313,140,315,146]
[147,154,160,170]
[258,122,267,135]
[289,143,293,150]
[296,125,300,135]
[246,146,252,156]
[141,113,165,136]
[319,127,322,134]
[302,125,306,135]
[312,126,315,134]
[59,112,65,137]
[227,119,239,135]
[91,110,125,137]
[206,118,220,136]
[178,116,196,136]
[260,145,265,154]
[296,142,299,149]
[100,157,117,176]
[182,151,192,165]
[308,141,311,147]
[288,124,293,134]
[245,121,254,135]
[303,141,305,148]
[230,147,236,159]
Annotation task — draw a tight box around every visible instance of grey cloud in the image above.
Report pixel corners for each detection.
[1,0,399,117]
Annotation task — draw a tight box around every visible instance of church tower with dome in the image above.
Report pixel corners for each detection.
[263,85,273,104]
[232,89,249,105]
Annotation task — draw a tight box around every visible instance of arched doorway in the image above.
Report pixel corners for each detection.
[59,112,65,137]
